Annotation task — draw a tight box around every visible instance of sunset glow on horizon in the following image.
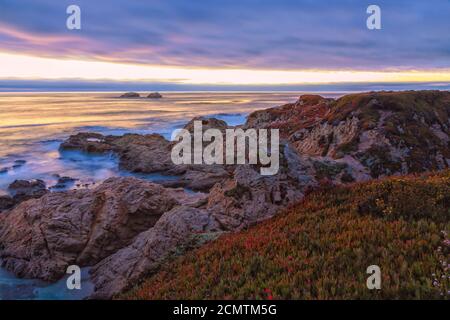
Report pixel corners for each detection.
[1,52,450,86]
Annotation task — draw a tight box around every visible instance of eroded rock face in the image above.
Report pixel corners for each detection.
[117,134,174,173]
[246,91,450,179]
[207,143,314,230]
[90,205,221,299]
[244,95,332,135]
[163,164,231,192]
[0,177,185,281]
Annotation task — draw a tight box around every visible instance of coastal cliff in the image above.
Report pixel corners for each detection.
[0,90,449,299]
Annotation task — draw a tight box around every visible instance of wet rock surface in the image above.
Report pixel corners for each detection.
[60,133,173,172]
[0,160,28,174]
[50,176,78,190]
[7,179,48,203]
[0,177,191,281]
[0,180,49,213]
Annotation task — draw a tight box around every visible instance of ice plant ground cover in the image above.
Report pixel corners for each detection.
[123,169,450,300]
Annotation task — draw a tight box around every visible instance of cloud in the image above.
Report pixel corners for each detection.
[0,0,449,70]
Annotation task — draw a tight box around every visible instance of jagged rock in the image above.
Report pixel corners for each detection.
[0,195,15,212]
[120,92,140,98]
[206,144,312,230]
[61,133,175,173]
[90,205,222,299]
[12,160,27,169]
[182,116,228,133]
[0,177,189,281]
[244,95,332,134]
[60,132,112,153]
[1,179,48,212]
[246,90,450,179]
[7,179,48,203]
[147,92,162,99]
[117,134,174,173]
[50,176,78,190]
[164,165,231,192]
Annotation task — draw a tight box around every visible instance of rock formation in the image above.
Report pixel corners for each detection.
[0,180,49,213]
[90,205,222,299]
[147,92,163,99]
[246,91,450,181]
[0,177,203,281]
[119,92,140,98]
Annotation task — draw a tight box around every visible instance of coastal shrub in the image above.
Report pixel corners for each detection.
[312,161,348,180]
[122,170,450,300]
[330,91,450,176]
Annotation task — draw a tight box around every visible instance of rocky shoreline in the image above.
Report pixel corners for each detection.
[1,90,449,299]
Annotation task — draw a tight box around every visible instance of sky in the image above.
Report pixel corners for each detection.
[0,0,449,91]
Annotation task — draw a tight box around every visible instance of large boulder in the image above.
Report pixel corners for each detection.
[90,205,222,299]
[60,132,113,153]
[116,134,174,173]
[61,133,175,173]
[0,177,190,281]
[244,95,332,134]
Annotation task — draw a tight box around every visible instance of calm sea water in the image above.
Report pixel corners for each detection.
[0,91,341,300]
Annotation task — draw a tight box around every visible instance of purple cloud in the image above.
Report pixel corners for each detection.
[0,0,449,70]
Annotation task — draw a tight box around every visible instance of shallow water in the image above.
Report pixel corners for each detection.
[0,263,94,300]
